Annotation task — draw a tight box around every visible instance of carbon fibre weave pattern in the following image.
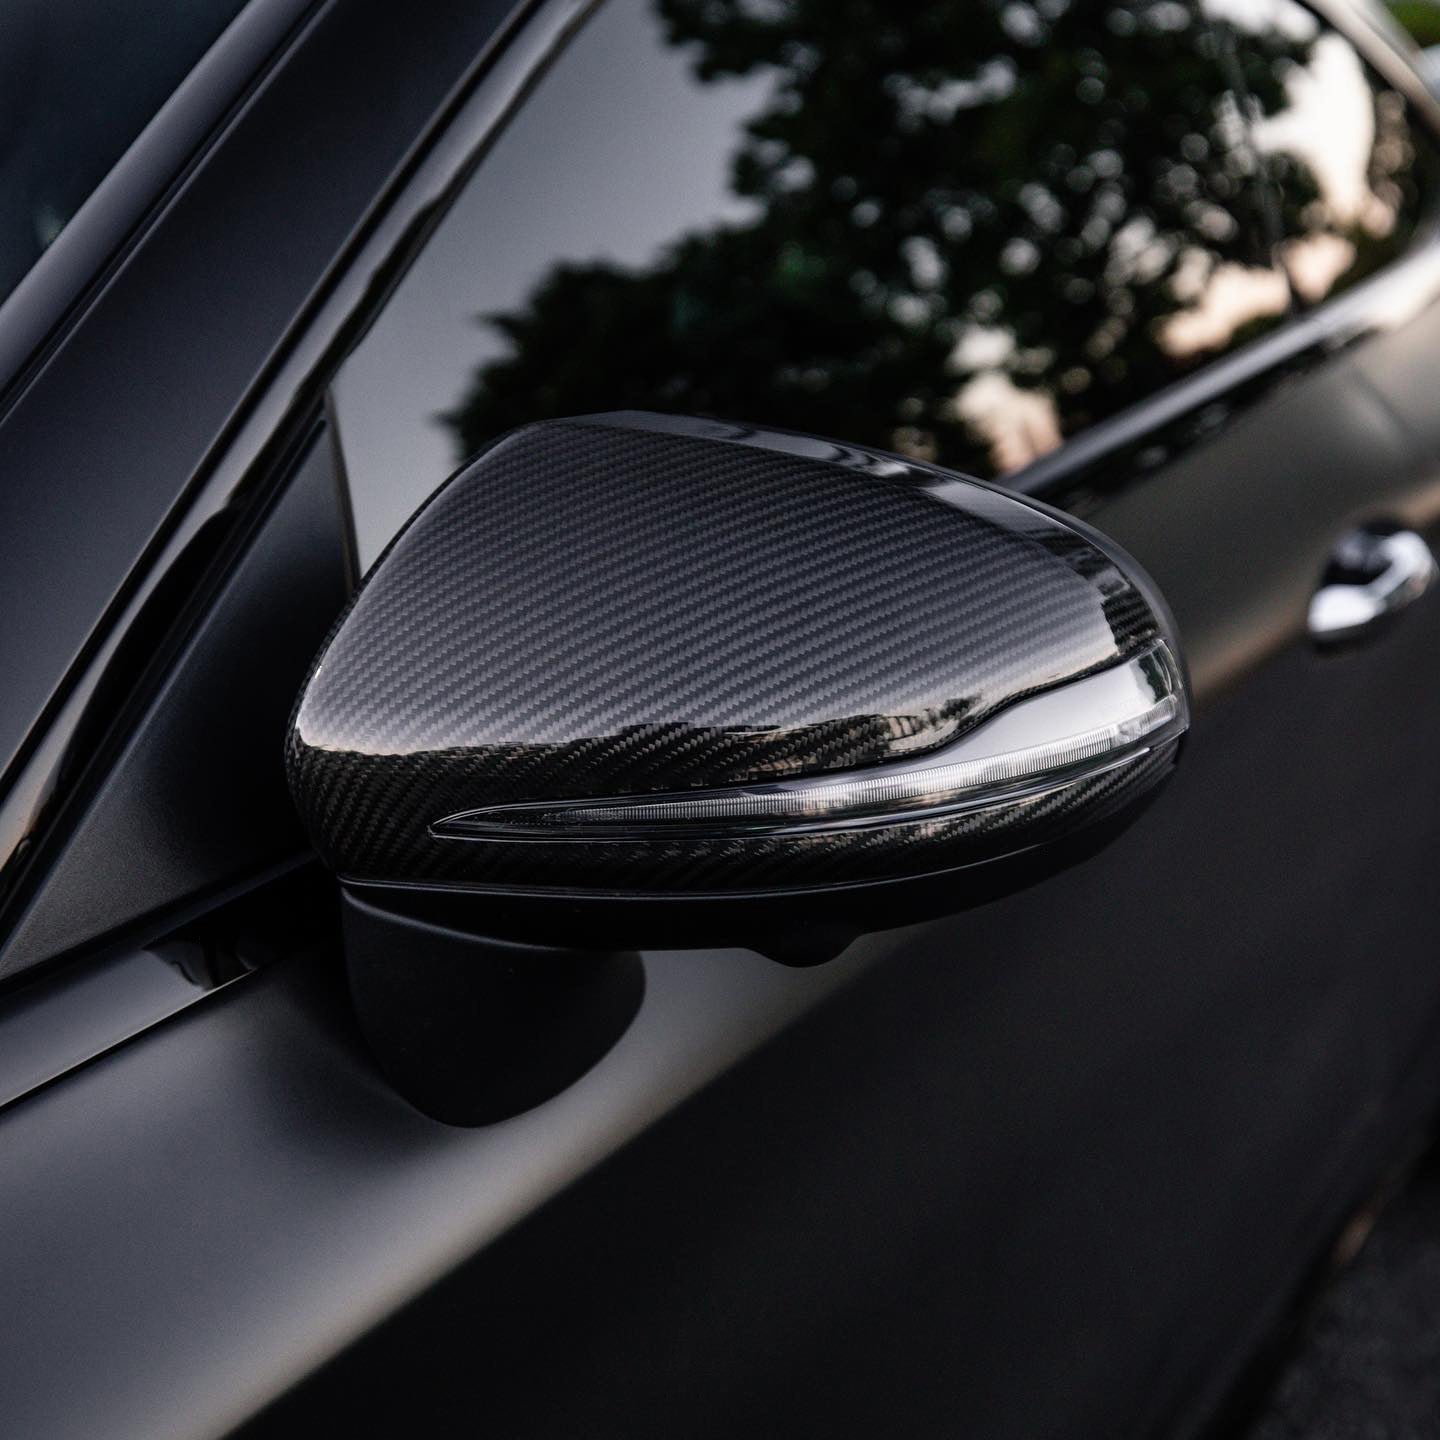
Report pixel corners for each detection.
[287,415,1167,891]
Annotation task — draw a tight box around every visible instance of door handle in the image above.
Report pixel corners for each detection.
[1307,527,1437,646]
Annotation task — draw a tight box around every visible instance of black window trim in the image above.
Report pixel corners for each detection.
[0,0,321,420]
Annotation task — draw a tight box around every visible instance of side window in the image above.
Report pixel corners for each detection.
[1213,0,1440,305]
[331,0,1386,566]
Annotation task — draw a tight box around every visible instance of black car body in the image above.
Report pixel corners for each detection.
[3,1,1440,1435]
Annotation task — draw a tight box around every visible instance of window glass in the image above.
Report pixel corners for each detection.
[333,0,1429,567]
[1381,1,1440,48]
[0,0,248,306]
[1215,0,1440,305]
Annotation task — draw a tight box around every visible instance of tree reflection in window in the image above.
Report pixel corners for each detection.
[1226,0,1440,302]
[443,0,1437,479]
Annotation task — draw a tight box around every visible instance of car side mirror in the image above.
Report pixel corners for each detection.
[288,413,1188,1122]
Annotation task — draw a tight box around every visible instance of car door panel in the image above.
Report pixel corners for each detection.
[238,586,1440,1440]
[1058,351,1436,701]
[238,307,1440,1440]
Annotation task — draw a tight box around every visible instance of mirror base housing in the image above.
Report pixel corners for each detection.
[341,887,645,1126]
[337,776,1171,1123]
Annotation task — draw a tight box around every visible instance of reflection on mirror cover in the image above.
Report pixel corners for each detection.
[439,0,1438,481]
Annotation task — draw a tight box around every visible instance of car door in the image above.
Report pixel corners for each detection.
[270,0,1440,1432]
[248,1,1440,1434]
[3,2,1440,1439]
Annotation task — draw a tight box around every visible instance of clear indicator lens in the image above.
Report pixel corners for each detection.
[433,642,1186,843]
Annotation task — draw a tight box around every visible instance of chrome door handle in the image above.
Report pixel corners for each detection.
[1308,527,1438,645]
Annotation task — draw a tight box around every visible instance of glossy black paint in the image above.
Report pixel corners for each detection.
[5,3,1440,1440]
[0,863,321,1116]
[0,0,252,306]
[0,432,348,981]
[0,0,315,394]
[0,0,527,931]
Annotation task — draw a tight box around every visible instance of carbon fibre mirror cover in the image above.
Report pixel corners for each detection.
[286,413,1187,895]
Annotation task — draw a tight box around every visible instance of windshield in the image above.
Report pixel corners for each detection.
[0,0,249,305]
